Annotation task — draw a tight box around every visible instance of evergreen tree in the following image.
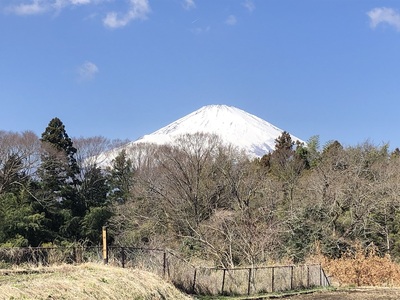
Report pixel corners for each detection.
[80,165,112,244]
[0,192,49,247]
[273,131,295,166]
[37,117,83,242]
[81,165,109,209]
[0,154,50,246]
[0,153,25,194]
[274,131,294,152]
[107,149,134,204]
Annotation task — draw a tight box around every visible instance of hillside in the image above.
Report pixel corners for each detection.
[0,263,192,300]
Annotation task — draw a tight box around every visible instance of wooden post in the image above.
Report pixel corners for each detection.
[121,247,125,268]
[102,226,108,264]
[73,247,77,264]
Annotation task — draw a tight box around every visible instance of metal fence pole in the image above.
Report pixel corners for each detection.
[192,268,197,294]
[271,267,275,293]
[247,268,252,295]
[221,269,226,294]
[163,251,167,278]
[320,264,322,287]
[290,266,294,290]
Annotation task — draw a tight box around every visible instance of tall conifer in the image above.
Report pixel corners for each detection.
[37,117,83,241]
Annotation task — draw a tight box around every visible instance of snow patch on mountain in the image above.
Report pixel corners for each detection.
[121,104,304,158]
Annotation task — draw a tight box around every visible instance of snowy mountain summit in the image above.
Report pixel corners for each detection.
[130,104,303,158]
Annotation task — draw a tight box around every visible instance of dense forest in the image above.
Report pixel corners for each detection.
[2,117,400,267]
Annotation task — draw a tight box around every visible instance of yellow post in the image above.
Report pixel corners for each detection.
[102,226,108,264]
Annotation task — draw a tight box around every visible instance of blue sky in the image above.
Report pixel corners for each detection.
[1,0,400,149]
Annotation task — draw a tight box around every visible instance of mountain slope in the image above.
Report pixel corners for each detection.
[130,104,304,157]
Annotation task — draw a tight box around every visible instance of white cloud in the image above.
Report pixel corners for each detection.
[225,15,237,26]
[242,0,255,13]
[7,0,49,15]
[103,0,150,29]
[367,7,400,31]
[182,0,195,11]
[191,26,210,35]
[71,0,91,4]
[6,0,95,16]
[78,61,99,81]
[54,0,91,9]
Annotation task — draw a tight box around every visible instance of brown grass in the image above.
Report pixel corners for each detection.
[0,263,192,300]
[315,246,400,287]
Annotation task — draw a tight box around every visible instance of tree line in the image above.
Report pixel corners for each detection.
[1,118,400,267]
[0,118,131,247]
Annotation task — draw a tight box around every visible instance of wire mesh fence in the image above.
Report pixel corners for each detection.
[183,264,329,296]
[0,246,330,296]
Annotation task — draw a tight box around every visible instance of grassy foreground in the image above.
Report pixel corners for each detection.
[0,263,192,300]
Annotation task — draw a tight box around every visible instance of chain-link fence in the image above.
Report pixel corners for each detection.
[184,264,330,295]
[0,246,329,296]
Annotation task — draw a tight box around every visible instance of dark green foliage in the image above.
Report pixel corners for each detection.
[272,131,295,168]
[0,124,116,246]
[0,154,25,194]
[0,192,50,247]
[40,118,80,184]
[81,165,109,208]
[107,149,134,204]
[259,152,271,169]
[82,207,113,244]
[80,165,112,244]
[391,148,400,158]
[35,118,84,242]
[38,117,81,208]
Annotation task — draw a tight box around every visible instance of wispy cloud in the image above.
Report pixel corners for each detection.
[191,26,210,35]
[5,0,150,29]
[182,0,195,11]
[77,61,99,81]
[103,0,150,29]
[6,0,100,16]
[225,15,237,26]
[7,0,49,15]
[242,0,255,13]
[367,7,400,31]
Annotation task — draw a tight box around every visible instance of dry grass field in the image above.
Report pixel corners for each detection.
[0,263,192,300]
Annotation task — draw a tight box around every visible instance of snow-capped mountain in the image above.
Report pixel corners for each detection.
[105,105,304,161]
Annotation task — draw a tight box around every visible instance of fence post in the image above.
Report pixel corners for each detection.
[192,268,197,294]
[307,265,310,288]
[221,269,226,294]
[247,268,252,295]
[321,267,330,287]
[271,267,275,293]
[290,266,294,290]
[163,251,167,278]
[121,247,125,268]
[320,264,322,287]
[102,226,108,264]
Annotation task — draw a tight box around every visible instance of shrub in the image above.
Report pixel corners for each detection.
[321,244,400,287]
